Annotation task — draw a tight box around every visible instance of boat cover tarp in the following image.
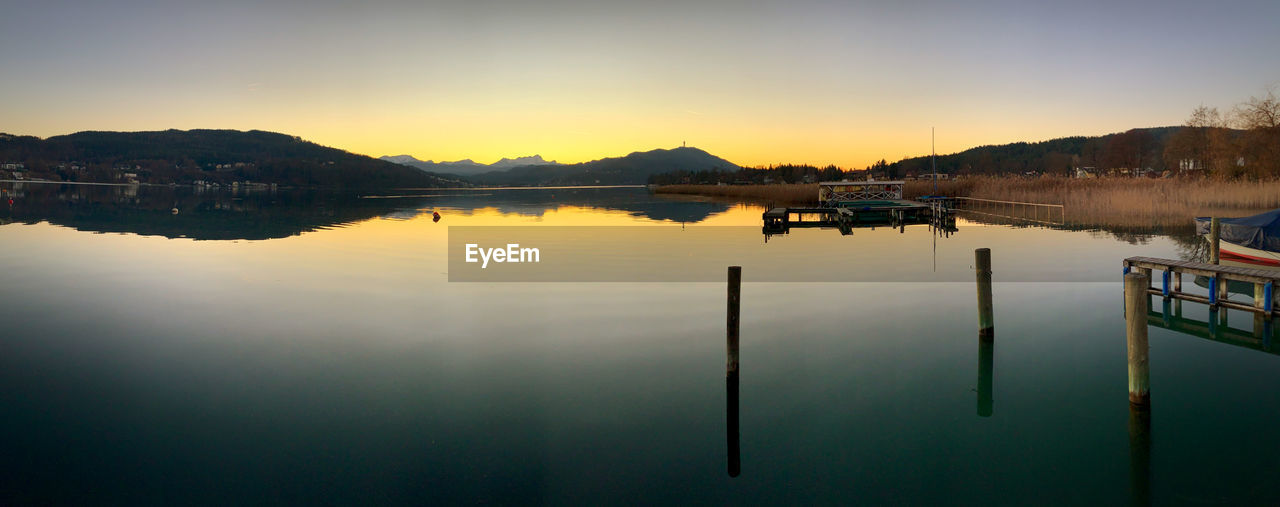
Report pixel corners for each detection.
[1196,209,1280,252]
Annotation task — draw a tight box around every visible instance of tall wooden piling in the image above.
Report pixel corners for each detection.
[726,266,741,477]
[1210,217,1221,265]
[727,266,741,376]
[1125,272,1151,407]
[976,248,994,340]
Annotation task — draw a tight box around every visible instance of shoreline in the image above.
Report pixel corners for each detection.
[655,177,1280,228]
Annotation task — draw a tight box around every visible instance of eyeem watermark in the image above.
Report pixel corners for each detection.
[448,226,1110,282]
[465,243,540,268]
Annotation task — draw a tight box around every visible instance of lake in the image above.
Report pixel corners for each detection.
[2,182,1277,504]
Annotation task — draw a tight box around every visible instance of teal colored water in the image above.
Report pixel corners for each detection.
[1,183,1277,504]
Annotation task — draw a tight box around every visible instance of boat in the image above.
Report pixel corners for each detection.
[1196,209,1280,266]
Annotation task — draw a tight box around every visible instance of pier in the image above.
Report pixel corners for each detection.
[1123,256,1278,317]
[1121,257,1280,411]
[762,180,955,236]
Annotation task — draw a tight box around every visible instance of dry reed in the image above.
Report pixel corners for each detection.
[655,184,818,204]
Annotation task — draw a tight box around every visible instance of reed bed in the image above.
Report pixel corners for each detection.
[657,177,1280,228]
[655,184,817,204]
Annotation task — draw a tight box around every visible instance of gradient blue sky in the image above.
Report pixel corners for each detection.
[2,0,1278,167]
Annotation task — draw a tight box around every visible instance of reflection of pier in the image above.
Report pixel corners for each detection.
[1148,301,1279,353]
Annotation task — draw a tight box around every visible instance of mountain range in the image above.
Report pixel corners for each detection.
[383,147,740,186]
[379,154,559,176]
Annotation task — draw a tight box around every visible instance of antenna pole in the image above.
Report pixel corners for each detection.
[932,127,937,194]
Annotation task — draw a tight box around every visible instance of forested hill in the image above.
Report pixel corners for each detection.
[0,129,466,188]
[886,127,1186,177]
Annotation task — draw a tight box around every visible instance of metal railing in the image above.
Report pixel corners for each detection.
[954,197,1066,225]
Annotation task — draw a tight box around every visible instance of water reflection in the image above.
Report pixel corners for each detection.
[1129,404,1152,507]
[977,340,993,418]
[0,182,410,240]
[727,370,740,478]
[0,183,733,240]
[1149,305,1280,352]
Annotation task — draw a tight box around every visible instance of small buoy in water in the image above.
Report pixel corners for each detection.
[171,208,179,214]
[432,211,441,222]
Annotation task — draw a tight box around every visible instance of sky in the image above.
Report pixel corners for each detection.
[2,0,1279,168]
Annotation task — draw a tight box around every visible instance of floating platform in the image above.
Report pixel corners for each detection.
[763,199,955,236]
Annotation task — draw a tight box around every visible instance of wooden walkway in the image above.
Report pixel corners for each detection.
[1124,256,1279,317]
[763,200,954,236]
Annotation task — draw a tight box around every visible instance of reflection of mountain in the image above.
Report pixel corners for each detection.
[0,183,406,241]
[0,184,729,240]
[416,187,731,223]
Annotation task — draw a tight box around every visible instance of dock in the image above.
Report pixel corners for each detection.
[762,181,955,236]
[1123,256,1278,317]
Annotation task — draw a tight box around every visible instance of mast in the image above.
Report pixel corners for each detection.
[932,127,937,194]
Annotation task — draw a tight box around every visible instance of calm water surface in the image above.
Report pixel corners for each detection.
[1,183,1278,504]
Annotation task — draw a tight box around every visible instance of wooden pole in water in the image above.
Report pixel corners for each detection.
[726,266,741,478]
[976,248,994,340]
[1255,283,1267,313]
[1210,217,1221,265]
[727,266,741,376]
[1125,272,1151,407]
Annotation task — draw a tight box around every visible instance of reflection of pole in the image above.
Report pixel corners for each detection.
[976,249,994,340]
[727,367,740,478]
[1125,273,1151,407]
[727,266,741,478]
[977,340,993,417]
[1129,404,1152,507]
[727,266,740,376]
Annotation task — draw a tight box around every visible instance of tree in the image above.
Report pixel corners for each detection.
[1163,105,1238,177]
[1104,129,1153,174]
[1232,86,1280,177]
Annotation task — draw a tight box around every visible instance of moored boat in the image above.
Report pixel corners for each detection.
[1196,210,1280,266]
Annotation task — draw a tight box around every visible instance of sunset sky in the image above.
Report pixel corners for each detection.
[2,0,1278,168]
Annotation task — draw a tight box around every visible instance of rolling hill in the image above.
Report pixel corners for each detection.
[0,129,466,188]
